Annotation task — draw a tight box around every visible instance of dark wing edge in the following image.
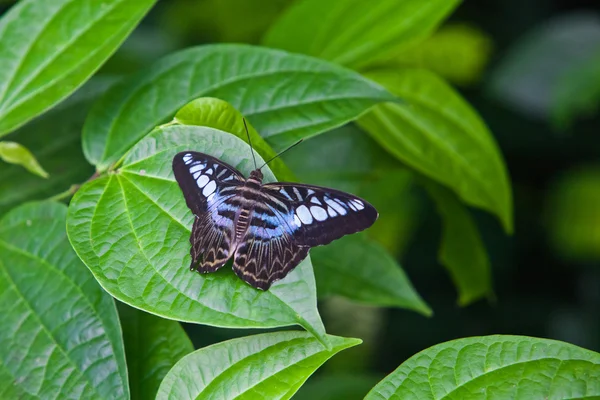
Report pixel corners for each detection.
[172,151,244,273]
[262,182,379,248]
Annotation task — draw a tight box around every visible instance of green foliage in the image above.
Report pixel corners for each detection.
[358,69,513,233]
[0,141,48,178]
[311,235,431,315]
[2,0,596,398]
[263,0,460,69]
[82,44,395,170]
[0,0,156,136]
[425,181,493,305]
[67,125,327,343]
[0,202,128,399]
[119,304,194,400]
[173,96,295,180]
[156,331,360,399]
[365,335,600,399]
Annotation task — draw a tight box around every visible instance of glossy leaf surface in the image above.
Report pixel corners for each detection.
[0,0,156,135]
[365,335,600,399]
[311,235,431,315]
[82,44,395,170]
[0,202,128,399]
[358,69,513,233]
[157,331,360,400]
[68,125,327,343]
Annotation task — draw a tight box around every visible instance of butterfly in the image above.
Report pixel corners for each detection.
[172,142,378,290]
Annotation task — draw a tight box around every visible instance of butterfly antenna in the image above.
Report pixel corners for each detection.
[243,118,258,170]
[259,139,304,170]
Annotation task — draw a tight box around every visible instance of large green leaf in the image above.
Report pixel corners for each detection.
[358,69,513,233]
[0,0,156,136]
[82,44,396,170]
[365,335,600,399]
[0,78,112,216]
[425,181,493,305]
[156,331,361,399]
[118,304,194,400]
[172,97,295,181]
[0,202,128,399]
[311,235,430,315]
[67,125,328,344]
[262,0,460,69]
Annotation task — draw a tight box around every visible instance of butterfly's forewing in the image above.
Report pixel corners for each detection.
[233,183,378,289]
[263,183,378,247]
[173,152,245,272]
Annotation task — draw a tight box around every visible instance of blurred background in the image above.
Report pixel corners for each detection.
[2,0,599,398]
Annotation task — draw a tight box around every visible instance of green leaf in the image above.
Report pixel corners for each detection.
[382,24,494,87]
[0,0,156,136]
[172,97,295,181]
[0,78,110,216]
[67,125,328,344]
[358,69,513,233]
[0,141,48,178]
[156,331,361,399]
[82,44,395,170]
[365,335,600,399]
[424,181,493,306]
[544,166,600,261]
[0,202,128,399]
[262,0,460,69]
[311,235,431,315]
[118,303,194,400]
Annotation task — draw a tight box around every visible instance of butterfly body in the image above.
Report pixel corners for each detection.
[173,151,378,290]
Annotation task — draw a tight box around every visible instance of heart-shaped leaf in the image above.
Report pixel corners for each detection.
[82,44,395,170]
[67,125,327,344]
[156,331,361,400]
[118,304,194,400]
[263,0,460,70]
[358,69,513,233]
[0,0,156,136]
[311,235,431,315]
[172,97,295,181]
[365,335,600,399]
[0,202,128,399]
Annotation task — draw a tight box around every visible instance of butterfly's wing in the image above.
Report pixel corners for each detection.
[173,151,245,272]
[233,183,378,289]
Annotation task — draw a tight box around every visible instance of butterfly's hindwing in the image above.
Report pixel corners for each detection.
[173,152,244,272]
[174,151,379,290]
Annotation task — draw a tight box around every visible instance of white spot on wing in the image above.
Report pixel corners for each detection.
[280,188,293,200]
[206,192,216,203]
[193,171,202,179]
[347,201,358,211]
[203,180,217,197]
[296,205,313,224]
[223,175,235,181]
[293,187,302,201]
[310,206,328,221]
[189,164,204,174]
[310,197,321,205]
[307,189,315,195]
[197,175,210,188]
[327,206,337,217]
[205,169,213,175]
[183,154,193,164]
[352,199,365,210]
[293,215,302,227]
[326,197,346,215]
